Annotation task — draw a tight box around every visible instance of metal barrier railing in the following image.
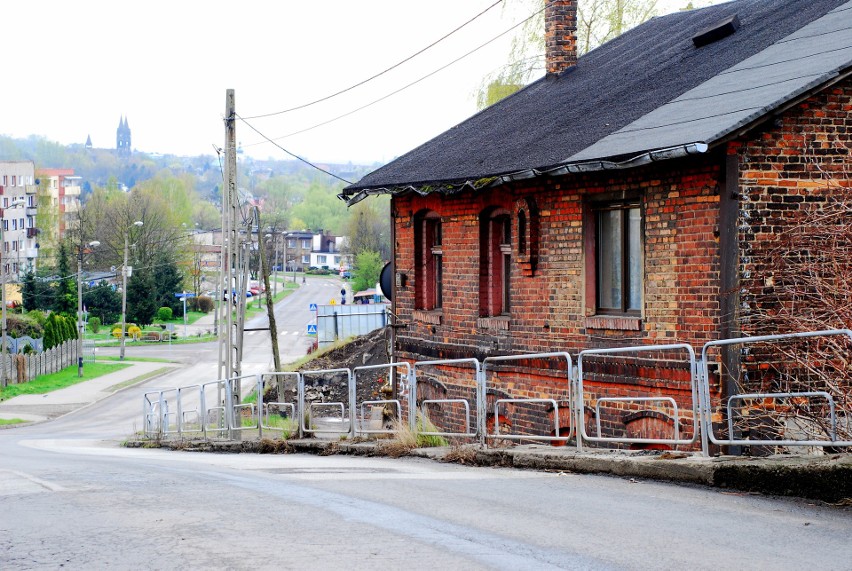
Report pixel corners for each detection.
[225,374,263,433]
[577,344,699,451]
[140,329,851,458]
[143,388,180,437]
[299,368,354,436]
[200,379,228,438]
[700,329,852,450]
[727,392,837,442]
[143,391,162,437]
[595,397,680,442]
[259,372,301,439]
[412,359,481,440]
[353,362,410,435]
[176,384,202,438]
[482,352,573,444]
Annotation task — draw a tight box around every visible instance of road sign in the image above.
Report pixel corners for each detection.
[174,292,196,298]
[307,323,317,335]
[309,303,317,311]
[329,299,336,305]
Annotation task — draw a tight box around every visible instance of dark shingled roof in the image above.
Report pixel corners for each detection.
[343,0,852,199]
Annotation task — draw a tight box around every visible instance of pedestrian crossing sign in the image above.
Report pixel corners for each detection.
[309,303,317,311]
[307,323,317,335]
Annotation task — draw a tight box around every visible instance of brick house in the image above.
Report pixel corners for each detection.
[340,0,852,444]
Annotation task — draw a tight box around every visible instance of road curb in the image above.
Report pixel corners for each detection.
[124,436,852,504]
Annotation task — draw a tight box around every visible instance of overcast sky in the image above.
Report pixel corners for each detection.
[3,0,698,165]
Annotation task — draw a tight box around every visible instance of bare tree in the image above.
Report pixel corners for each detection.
[734,138,852,445]
[476,0,666,109]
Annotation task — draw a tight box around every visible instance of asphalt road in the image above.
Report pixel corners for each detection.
[1,278,850,570]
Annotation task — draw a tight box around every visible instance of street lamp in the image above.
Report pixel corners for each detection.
[77,240,100,377]
[119,220,143,361]
[1,198,26,388]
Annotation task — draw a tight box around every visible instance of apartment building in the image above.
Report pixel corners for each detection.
[0,161,38,280]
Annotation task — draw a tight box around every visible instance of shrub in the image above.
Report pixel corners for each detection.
[6,314,44,339]
[127,325,142,340]
[111,323,138,338]
[26,310,47,326]
[62,316,77,341]
[196,295,214,313]
[43,316,57,349]
[89,316,101,334]
[157,307,173,321]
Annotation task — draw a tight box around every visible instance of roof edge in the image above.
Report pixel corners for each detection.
[340,142,709,205]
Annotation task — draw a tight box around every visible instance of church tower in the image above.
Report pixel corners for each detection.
[116,116,131,157]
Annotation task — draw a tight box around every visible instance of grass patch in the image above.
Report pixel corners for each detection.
[245,282,300,319]
[0,418,27,425]
[96,356,174,363]
[154,310,207,326]
[107,367,175,392]
[377,414,448,457]
[95,334,217,347]
[0,362,130,401]
[281,336,358,370]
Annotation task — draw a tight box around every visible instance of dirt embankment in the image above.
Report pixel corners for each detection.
[265,327,392,406]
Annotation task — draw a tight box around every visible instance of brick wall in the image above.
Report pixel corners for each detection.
[393,158,723,358]
[389,78,852,445]
[391,159,723,445]
[737,79,852,337]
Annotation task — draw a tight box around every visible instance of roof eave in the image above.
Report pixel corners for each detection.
[341,142,710,205]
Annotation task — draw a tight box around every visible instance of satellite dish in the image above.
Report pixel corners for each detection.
[379,261,393,301]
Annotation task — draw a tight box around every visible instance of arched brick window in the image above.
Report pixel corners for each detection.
[479,207,511,317]
[414,210,442,311]
[515,197,538,276]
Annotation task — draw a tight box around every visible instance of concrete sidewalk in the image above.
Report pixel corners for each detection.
[0,360,178,424]
[135,435,852,504]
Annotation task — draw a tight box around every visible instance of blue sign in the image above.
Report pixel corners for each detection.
[175,292,196,298]
[307,323,317,335]
[309,303,318,311]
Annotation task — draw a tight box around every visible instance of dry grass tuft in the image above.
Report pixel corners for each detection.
[442,445,478,465]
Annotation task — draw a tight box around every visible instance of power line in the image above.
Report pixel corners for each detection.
[241,5,544,149]
[236,114,354,185]
[240,0,505,120]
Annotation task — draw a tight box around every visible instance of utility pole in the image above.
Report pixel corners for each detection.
[220,89,242,438]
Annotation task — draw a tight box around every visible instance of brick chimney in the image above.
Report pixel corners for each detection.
[545,0,578,75]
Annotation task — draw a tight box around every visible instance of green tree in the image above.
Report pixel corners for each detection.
[152,253,184,316]
[290,181,348,233]
[43,314,58,349]
[85,281,122,325]
[53,243,76,315]
[21,269,51,312]
[343,198,391,261]
[127,268,157,327]
[351,250,383,293]
[62,315,77,341]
